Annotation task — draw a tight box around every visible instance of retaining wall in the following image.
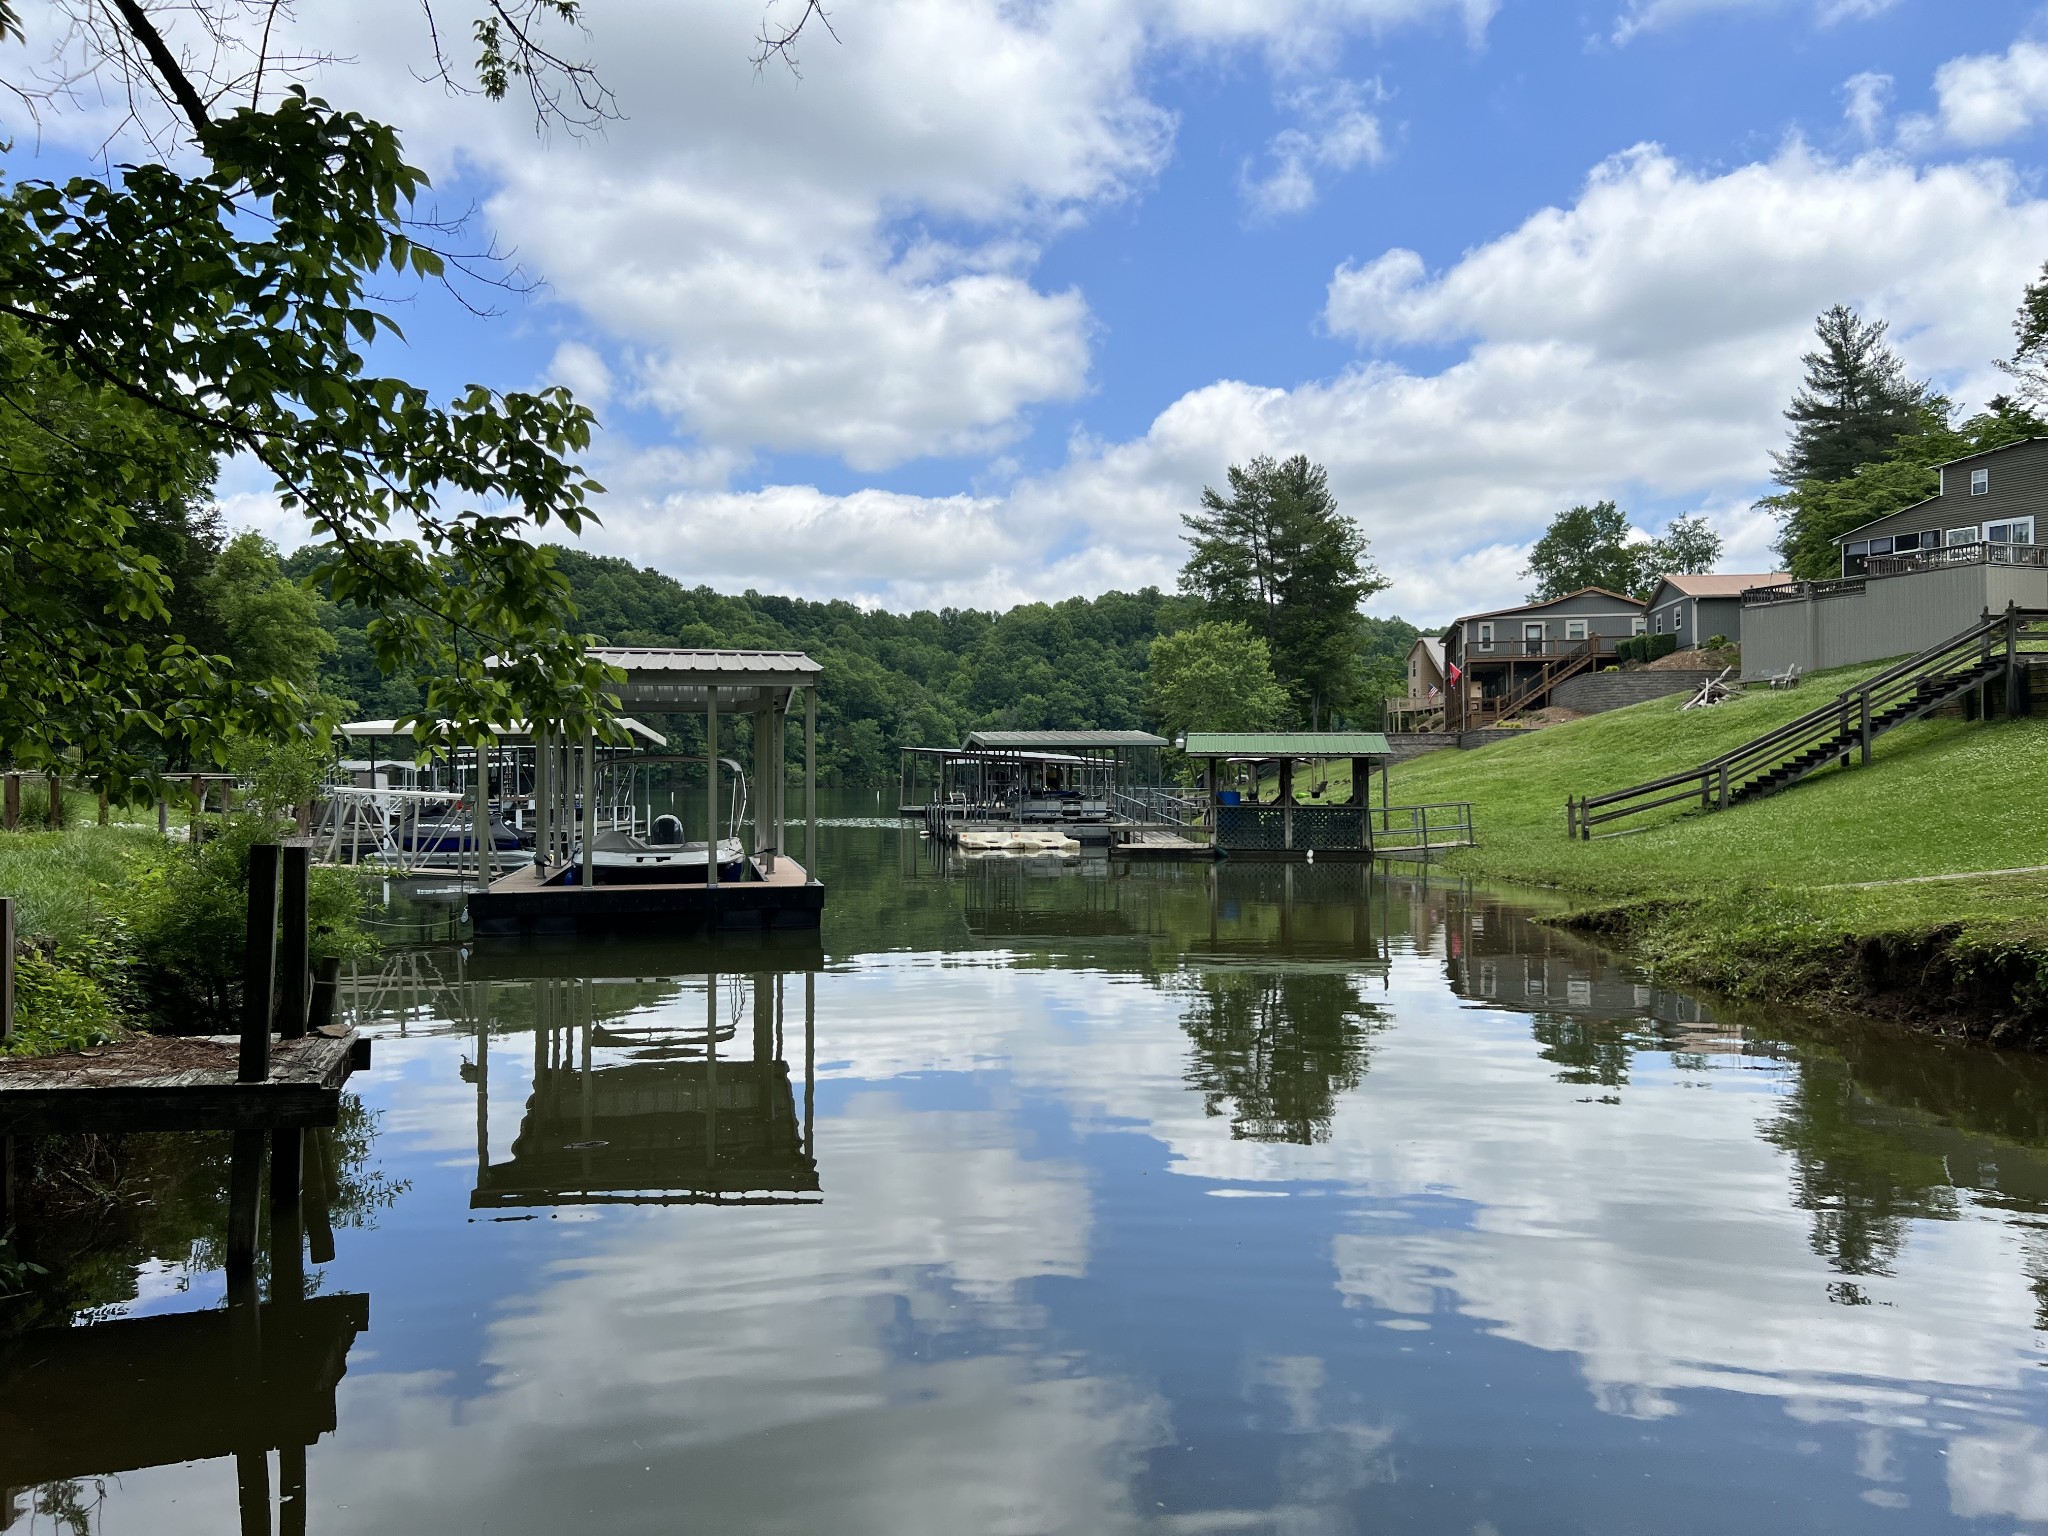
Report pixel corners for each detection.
[1552,669,1720,715]
[1384,732,1459,760]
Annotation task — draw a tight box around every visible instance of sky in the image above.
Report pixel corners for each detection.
[12,0,2048,625]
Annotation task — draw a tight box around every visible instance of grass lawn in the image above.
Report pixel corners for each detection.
[1386,661,2048,1036]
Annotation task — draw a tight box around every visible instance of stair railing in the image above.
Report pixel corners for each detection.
[1566,606,2039,839]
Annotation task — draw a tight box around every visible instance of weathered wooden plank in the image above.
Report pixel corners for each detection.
[242,844,280,1083]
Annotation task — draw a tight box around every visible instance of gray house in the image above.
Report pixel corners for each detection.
[1440,588,1646,729]
[1732,438,2048,680]
[1834,437,2047,576]
[1642,572,1788,648]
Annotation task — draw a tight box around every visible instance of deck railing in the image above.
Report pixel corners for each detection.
[1864,540,2047,577]
[1369,801,1476,855]
[1112,786,1204,828]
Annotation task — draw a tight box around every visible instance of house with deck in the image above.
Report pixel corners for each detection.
[1385,635,1447,730]
[1441,588,1646,730]
[1738,438,2048,682]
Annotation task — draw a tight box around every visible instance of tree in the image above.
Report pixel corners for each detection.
[1649,515,1722,579]
[1763,400,2044,578]
[1523,501,1642,601]
[1145,622,1288,741]
[1772,305,1932,487]
[1997,261,2048,413]
[200,534,337,694]
[1179,455,1387,727]
[1524,503,1722,602]
[0,4,762,791]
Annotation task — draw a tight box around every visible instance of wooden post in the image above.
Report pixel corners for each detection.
[225,1128,266,1285]
[706,691,720,890]
[805,686,817,877]
[96,789,108,826]
[279,1444,309,1536]
[2,773,16,831]
[2007,603,2021,719]
[241,843,281,1084]
[1859,691,1872,765]
[304,1129,337,1267]
[157,796,168,837]
[278,845,310,1040]
[1,895,13,1048]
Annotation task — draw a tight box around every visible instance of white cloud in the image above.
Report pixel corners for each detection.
[1610,0,1898,46]
[565,142,2048,621]
[255,0,1494,473]
[1841,71,1892,142]
[1241,79,1388,219]
[1924,38,2048,147]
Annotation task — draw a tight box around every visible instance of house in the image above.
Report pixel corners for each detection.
[1384,635,1446,730]
[1833,437,2047,577]
[1440,588,1647,729]
[1641,572,1789,649]
[1734,439,2048,680]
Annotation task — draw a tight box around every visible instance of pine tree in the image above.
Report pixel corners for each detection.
[1178,456,1387,728]
[1772,305,1931,486]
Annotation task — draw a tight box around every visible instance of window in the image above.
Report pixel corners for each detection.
[1653,613,1664,633]
[1844,540,1869,577]
[1988,516,2035,546]
[1971,467,1990,495]
[1477,621,1493,651]
[1631,617,1646,635]
[1947,525,1979,546]
[1892,531,1925,552]
[1565,619,1587,640]
[1867,537,1893,556]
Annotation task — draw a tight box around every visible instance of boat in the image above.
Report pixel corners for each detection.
[392,807,528,858]
[571,760,749,885]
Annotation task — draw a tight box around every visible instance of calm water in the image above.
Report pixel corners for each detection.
[12,799,2048,1533]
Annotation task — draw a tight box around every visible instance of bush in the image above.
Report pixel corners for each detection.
[9,948,118,1055]
[121,816,375,1026]
[1705,634,1731,650]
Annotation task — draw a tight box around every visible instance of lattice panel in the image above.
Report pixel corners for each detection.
[1293,807,1365,850]
[1217,806,1285,851]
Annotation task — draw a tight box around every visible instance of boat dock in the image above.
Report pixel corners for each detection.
[0,846,370,1277]
[468,649,827,940]
[471,855,823,937]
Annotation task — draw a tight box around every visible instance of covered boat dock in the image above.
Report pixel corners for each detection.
[469,649,825,938]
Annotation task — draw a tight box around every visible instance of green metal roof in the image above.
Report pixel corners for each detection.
[1182,732,1391,758]
[964,730,1167,750]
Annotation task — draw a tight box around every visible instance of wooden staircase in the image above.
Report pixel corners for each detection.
[1475,639,1604,727]
[1567,605,2043,838]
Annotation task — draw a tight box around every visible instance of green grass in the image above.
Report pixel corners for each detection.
[0,825,164,950]
[1387,661,2048,1031]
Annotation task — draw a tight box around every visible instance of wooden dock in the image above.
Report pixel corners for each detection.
[0,1030,367,1137]
[470,856,824,939]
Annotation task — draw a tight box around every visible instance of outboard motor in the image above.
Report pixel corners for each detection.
[650,814,685,847]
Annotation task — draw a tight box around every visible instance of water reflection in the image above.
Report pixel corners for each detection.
[21,815,2048,1532]
[0,1293,369,1534]
[471,965,817,1209]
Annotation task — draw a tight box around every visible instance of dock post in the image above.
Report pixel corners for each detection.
[580,731,597,887]
[805,686,817,877]
[278,845,310,1040]
[305,1128,338,1267]
[226,1129,266,1289]
[706,691,720,890]
[753,703,774,874]
[1,894,14,1048]
[242,844,281,1083]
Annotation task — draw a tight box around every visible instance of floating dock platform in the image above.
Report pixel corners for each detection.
[470,857,823,939]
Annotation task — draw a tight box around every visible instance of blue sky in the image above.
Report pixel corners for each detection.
[14,0,2048,622]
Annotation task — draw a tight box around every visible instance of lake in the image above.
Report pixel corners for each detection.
[10,800,2048,1534]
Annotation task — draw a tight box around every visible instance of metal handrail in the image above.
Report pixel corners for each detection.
[1567,605,2041,837]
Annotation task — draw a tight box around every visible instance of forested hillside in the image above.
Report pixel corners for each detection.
[292,546,1418,785]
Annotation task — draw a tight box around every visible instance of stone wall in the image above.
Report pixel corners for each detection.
[1552,669,1721,715]
[1384,732,1459,760]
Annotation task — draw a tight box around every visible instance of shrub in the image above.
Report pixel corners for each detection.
[121,816,375,1026]
[1705,634,1731,650]
[9,948,118,1055]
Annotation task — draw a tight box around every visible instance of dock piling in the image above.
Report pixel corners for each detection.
[2,894,15,1048]
[278,846,310,1041]
[241,844,281,1084]
[225,1130,266,1286]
